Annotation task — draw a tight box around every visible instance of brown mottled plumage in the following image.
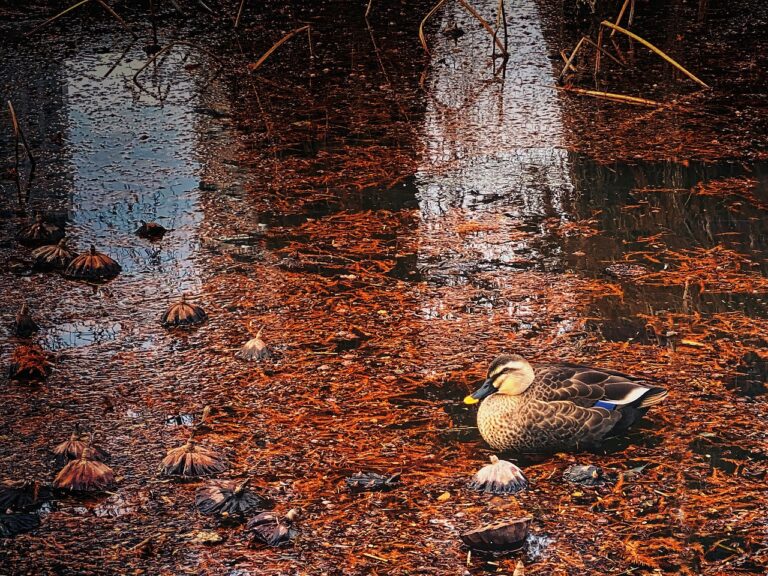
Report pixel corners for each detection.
[65,245,121,281]
[467,354,668,453]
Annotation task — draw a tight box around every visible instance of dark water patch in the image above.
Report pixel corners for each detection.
[689,434,768,476]
[586,289,768,344]
[727,351,768,396]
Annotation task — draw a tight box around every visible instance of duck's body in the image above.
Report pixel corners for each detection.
[467,356,667,453]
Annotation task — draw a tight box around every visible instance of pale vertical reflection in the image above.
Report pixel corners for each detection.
[416,0,574,287]
[65,49,202,289]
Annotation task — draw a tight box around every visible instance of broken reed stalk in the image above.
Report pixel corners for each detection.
[234,0,246,29]
[27,0,135,38]
[26,0,91,36]
[248,25,311,72]
[611,0,630,38]
[582,36,625,68]
[560,50,577,72]
[458,0,508,58]
[419,0,449,55]
[93,0,137,38]
[7,101,36,206]
[7,101,35,167]
[600,20,710,88]
[594,25,604,76]
[133,41,223,97]
[196,0,214,14]
[558,37,584,83]
[557,85,664,107]
[493,0,509,75]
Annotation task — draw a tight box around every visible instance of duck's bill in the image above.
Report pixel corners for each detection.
[464,379,496,404]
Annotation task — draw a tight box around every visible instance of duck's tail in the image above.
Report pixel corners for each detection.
[638,386,668,408]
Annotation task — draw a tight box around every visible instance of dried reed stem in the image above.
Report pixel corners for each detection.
[26,0,91,36]
[7,101,35,168]
[611,0,630,37]
[419,0,449,55]
[458,0,507,57]
[557,85,664,107]
[365,0,373,18]
[557,37,584,83]
[234,0,246,28]
[248,25,311,72]
[560,50,577,72]
[594,26,604,76]
[600,20,709,88]
[582,36,625,67]
[93,0,137,38]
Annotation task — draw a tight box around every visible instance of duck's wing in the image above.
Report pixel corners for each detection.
[530,364,667,409]
[522,399,622,448]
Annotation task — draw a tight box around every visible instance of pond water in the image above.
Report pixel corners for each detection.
[1,1,766,574]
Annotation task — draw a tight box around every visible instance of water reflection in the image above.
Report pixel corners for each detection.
[415,0,768,336]
[64,47,204,287]
[416,0,573,289]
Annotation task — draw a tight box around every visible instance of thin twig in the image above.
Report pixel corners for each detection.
[582,36,626,67]
[419,0,449,55]
[234,0,246,29]
[458,0,507,57]
[26,0,91,36]
[560,50,577,72]
[196,0,214,14]
[611,0,630,37]
[594,25,604,76]
[558,37,584,83]
[7,101,35,168]
[248,25,311,72]
[102,38,136,79]
[93,0,137,38]
[600,20,709,88]
[365,0,373,18]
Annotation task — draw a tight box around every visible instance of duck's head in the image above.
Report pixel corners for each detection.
[464,354,535,404]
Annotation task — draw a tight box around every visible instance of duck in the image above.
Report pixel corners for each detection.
[464,354,668,453]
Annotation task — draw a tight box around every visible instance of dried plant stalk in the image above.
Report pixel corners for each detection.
[196,478,266,519]
[558,37,584,83]
[557,85,664,107]
[419,0,449,54]
[611,0,630,37]
[248,26,310,72]
[600,20,709,88]
[457,0,507,57]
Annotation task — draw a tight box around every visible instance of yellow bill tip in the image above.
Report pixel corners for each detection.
[463,395,479,405]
